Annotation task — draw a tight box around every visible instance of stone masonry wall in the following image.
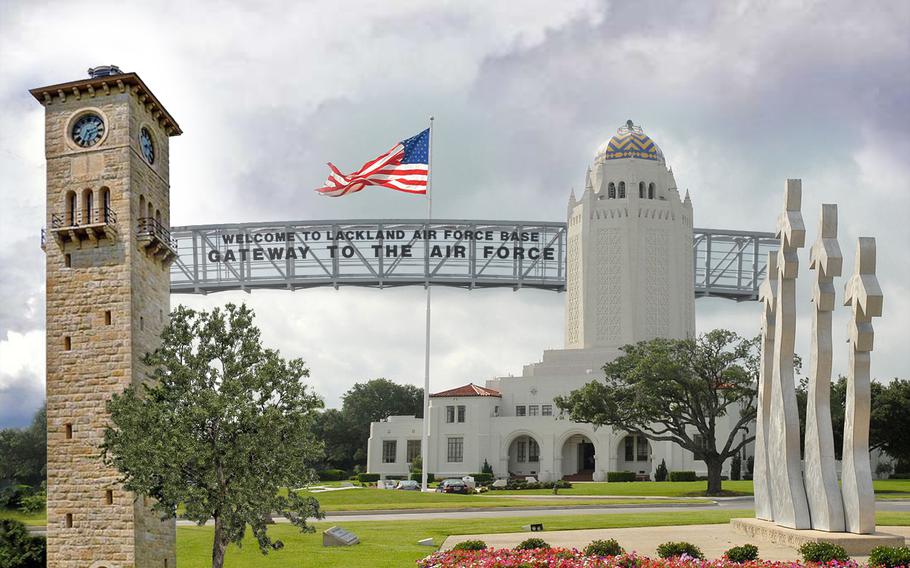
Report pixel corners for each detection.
[43,83,176,568]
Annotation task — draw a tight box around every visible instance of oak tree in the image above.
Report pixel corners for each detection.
[101,303,324,568]
[555,330,757,495]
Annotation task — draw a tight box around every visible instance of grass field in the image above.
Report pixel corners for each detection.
[486,479,910,499]
[173,509,910,567]
[300,487,700,511]
[0,508,46,526]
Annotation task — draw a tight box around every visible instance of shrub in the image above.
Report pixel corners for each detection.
[488,479,571,491]
[890,472,910,479]
[317,469,346,481]
[348,475,358,481]
[0,484,34,509]
[584,538,624,557]
[481,459,494,475]
[798,541,849,563]
[515,537,550,550]
[452,539,487,551]
[410,472,437,483]
[608,471,636,482]
[668,471,697,482]
[357,473,380,483]
[868,545,910,568]
[470,473,493,485]
[724,544,759,562]
[0,519,46,567]
[18,490,46,514]
[656,541,705,559]
[655,459,668,482]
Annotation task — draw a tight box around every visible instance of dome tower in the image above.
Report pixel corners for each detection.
[565,120,695,350]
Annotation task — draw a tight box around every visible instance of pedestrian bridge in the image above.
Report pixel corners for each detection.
[167,219,776,301]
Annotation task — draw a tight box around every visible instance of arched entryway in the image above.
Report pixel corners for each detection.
[560,433,596,481]
[616,433,652,478]
[507,434,541,478]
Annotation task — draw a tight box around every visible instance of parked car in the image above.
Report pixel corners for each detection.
[435,479,470,494]
[379,480,399,489]
[396,480,420,491]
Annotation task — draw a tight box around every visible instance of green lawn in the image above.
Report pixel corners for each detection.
[176,509,752,567]
[872,479,910,500]
[0,508,47,526]
[174,509,910,567]
[301,487,700,511]
[489,479,910,499]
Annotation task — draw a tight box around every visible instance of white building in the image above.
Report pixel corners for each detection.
[367,121,745,482]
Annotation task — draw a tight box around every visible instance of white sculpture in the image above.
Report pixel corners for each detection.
[841,237,883,534]
[753,252,777,521]
[767,180,811,529]
[752,181,884,536]
[804,204,846,531]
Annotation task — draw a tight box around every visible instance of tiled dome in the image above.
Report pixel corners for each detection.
[597,120,664,163]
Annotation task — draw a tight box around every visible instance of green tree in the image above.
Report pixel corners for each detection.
[872,378,910,468]
[310,408,357,471]
[0,405,47,488]
[322,378,423,468]
[797,376,909,467]
[101,304,324,568]
[555,330,757,495]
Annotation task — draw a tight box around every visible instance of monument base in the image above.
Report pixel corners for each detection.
[730,518,905,555]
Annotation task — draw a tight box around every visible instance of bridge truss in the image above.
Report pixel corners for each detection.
[169,220,776,301]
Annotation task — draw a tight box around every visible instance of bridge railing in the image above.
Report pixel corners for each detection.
[170,219,567,294]
[169,220,775,301]
[693,228,777,301]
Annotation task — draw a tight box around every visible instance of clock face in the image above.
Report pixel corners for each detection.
[71,113,105,147]
[139,127,155,164]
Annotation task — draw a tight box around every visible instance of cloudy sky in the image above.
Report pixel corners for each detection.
[1,0,908,428]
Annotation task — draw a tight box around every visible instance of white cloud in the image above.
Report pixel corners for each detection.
[1,0,907,422]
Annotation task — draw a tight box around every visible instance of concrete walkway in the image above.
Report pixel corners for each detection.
[440,523,910,563]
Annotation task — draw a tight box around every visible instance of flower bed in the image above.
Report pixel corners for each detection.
[417,549,864,568]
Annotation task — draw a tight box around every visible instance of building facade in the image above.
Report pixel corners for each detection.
[367,121,744,482]
[33,66,180,568]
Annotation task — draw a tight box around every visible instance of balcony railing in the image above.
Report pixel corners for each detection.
[48,207,118,245]
[51,207,118,229]
[137,217,178,262]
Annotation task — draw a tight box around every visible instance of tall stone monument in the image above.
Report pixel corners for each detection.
[32,66,180,567]
[804,204,845,531]
[842,237,883,534]
[767,181,811,529]
[733,179,901,553]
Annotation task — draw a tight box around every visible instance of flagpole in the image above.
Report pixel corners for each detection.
[420,117,434,492]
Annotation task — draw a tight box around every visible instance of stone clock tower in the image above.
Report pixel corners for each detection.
[31,66,180,568]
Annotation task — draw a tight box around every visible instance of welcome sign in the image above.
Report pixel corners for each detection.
[170,219,568,293]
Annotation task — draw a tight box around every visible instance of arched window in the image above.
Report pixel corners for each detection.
[618,181,626,199]
[639,182,645,198]
[82,188,94,224]
[608,182,616,199]
[65,191,77,226]
[648,183,655,199]
[147,202,154,220]
[139,195,145,220]
[100,188,111,222]
[155,209,162,225]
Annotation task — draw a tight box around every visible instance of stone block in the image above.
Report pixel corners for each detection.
[730,518,904,555]
[323,526,360,547]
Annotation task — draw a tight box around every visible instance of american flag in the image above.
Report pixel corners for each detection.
[315,129,429,197]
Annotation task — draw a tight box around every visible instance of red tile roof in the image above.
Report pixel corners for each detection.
[430,383,501,398]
